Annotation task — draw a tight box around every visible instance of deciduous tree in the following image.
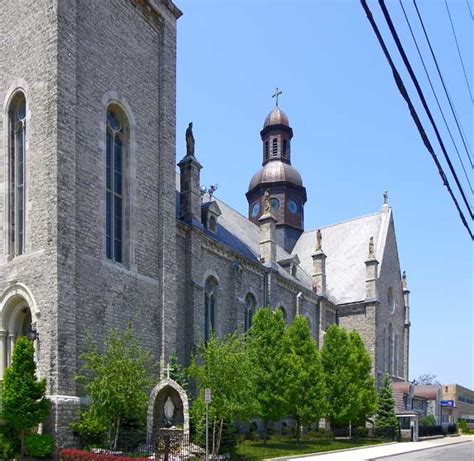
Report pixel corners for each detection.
[73,325,154,449]
[283,315,326,438]
[321,325,376,430]
[247,307,289,443]
[188,333,257,456]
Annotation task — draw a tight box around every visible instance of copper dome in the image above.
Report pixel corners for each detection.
[263,106,289,128]
[248,160,303,191]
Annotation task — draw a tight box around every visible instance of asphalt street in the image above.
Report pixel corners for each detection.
[372,441,473,461]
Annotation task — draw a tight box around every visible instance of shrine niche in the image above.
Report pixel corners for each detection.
[146,375,189,446]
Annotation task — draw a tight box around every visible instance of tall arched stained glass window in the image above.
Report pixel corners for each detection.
[204,277,217,341]
[244,293,256,332]
[106,107,126,263]
[8,92,26,256]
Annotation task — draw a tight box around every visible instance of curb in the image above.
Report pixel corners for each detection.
[365,438,473,460]
[266,441,398,460]
[267,437,473,461]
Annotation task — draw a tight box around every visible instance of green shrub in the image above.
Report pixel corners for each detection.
[25,434,54,458]
[0,427,17,459]
[458,419,468,433]
[419,415,437,427]
[355,427,369,438]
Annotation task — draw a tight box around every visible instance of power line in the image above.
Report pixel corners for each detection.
[378,0,473,218]
[466,0,474,20]
[399,0,473,193]
[444,0,473,103]
[413,0,473,168]
[359,0,473,239]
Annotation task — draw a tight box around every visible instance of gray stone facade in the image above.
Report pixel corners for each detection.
[0,0,410,449]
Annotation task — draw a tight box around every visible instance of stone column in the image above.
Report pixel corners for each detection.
[312,250,327,296]
[0,330,6,379]
[365,248,379,301]
[178,154,203,225]
[7,333,16,366]
[258,213,277,265]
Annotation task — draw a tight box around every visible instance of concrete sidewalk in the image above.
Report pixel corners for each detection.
[275,435,473,461]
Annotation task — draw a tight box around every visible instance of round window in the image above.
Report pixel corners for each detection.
[288,199,298,214]
[251,202,260,217]
[270,197,280,212]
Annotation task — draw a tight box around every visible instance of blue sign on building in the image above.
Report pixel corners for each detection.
[440,400,454,407]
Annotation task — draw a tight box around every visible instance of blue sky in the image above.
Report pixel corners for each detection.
[175,0,473,388]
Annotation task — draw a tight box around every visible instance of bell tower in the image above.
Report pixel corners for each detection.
[246,90,307,253]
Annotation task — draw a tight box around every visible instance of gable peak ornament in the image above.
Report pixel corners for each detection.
[383,190,388,205]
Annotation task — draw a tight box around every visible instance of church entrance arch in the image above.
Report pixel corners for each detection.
[0,283,39,378]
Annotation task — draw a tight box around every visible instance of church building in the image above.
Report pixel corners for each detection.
[0,0,410,446]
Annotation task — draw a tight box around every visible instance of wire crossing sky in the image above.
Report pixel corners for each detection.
[175,0,473,387]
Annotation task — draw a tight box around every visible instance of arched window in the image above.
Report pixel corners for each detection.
[388,323,393,375]
[272,138,278,156]
[282,139,288,159]
[394,334,398,376]
[8,92,26,256]
[209,215,217,233]
[383,327,387,372]
[105,106,127,263]
[264,141,269,161]
[204,277,217,341]
[244,293,256,331]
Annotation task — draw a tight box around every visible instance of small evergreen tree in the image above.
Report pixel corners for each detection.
[376,373,399,439]
[283,315,326,438]
[247,307,289,443]
[3,336,49,457]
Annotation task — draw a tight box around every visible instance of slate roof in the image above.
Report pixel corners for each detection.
[176,175,392,303]
[292,207,391,304]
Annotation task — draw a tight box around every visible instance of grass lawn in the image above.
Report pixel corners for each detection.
[233,436,387,460]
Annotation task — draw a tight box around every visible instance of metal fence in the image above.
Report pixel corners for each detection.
[101,429,195,460]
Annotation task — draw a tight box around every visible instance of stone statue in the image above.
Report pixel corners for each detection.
[383,190,388,205]
[368,236,375,259]
[402,270,407,289]
[263,190,272,215]
[315,229,322,251]
[164,396,174,425]
[186,122,195,157]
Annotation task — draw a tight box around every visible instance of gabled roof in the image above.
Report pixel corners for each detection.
[176,175,394,301]
[292,207,392,304]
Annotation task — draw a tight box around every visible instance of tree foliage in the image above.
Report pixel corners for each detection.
[169,353,188,390]
[188,332,258,456]
[283,315,326,436]
[247,307,289,441]
[321,325,376,429]
[73,325,154,449]
[376,373,399,437]
[3,336,49,456]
